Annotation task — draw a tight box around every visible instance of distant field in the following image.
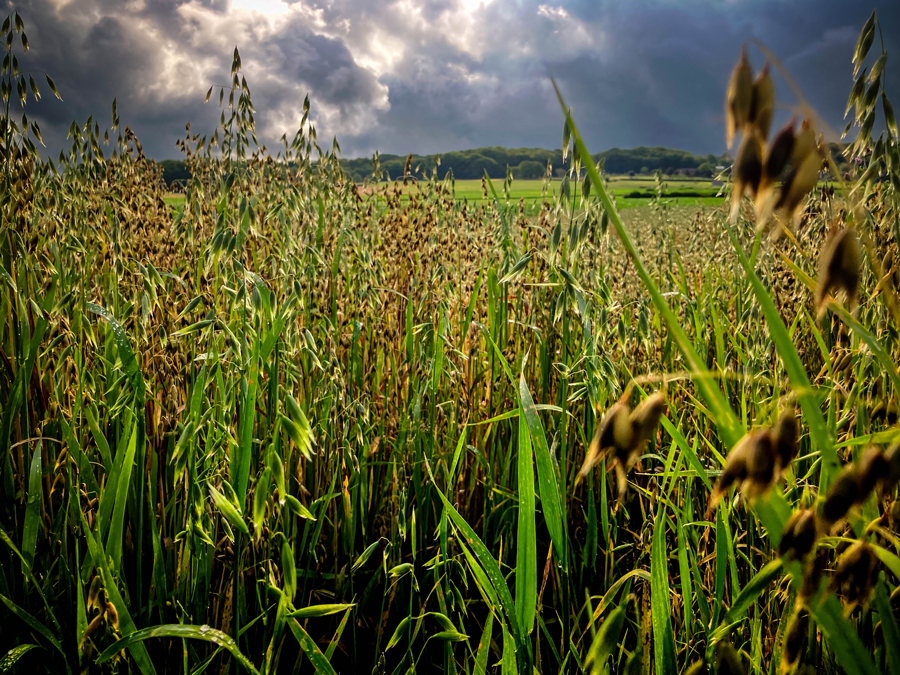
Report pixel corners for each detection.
[164,174,725,210]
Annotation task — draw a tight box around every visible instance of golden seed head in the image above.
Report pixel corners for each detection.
[577,402,632,480]
[884,441,900,492]
[745,430,777,493]
[822,465,861,525]
[87,575,102,614]
[731,131,765,222]
[776,149,822,225]
[781,608,809,672]
[857,445,889,498]
[799,548,826,602]
[778,509,817,561]
[628,392,667,455]
[791,119,817,167]
[815,227,860,318]
[764,119,796,181]
[774,407,800,471]
[708,432,753,515]
[831,541,878,608]
[684,659,708,675]
[726,46,754,148]
[749,63,775,139]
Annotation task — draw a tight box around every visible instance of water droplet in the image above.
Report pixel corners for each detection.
[199,624,210,634]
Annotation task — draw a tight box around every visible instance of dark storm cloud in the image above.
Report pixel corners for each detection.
[3,0,898,160]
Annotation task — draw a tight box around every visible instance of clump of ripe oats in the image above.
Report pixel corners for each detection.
[707,408,800,515]
[830,541,879,610]
[779,509,818,561]
[780,607,810,674]
[578,392,667,500]
[725,49,824,229]
[815,225,861,318]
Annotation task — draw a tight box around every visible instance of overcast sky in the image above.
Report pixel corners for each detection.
[6,0,898,160]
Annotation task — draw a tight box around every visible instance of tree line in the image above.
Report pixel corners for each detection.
[157,146,730,187]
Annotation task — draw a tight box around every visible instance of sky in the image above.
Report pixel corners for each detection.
[5,0,898,160]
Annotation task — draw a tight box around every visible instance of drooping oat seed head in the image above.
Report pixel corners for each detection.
[884,440,900,492]
[821,464,862,526]
[857,445,890,497]
[774,407,800,475]
[731,130,765,222]
[577,401,632,481]
[626,392,667,466]
[744,429,778,495]
[707,432,752,516]
[815,227,860,318]
[749,63,775,139]
[780,608,809,674]
[779,509,817,561]
[726,46,754,148]
[776,148,822,228]
[764,120,796,182]
[830,541,878,609]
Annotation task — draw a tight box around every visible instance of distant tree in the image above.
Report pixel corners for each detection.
[697,162,714,177]
[515,160,545,179]
[628,170,635,177]
[639,166,650,175]
[158,160,191,187]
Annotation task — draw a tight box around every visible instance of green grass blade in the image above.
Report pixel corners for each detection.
[96,624,261,674]
[433,487,529,673]
[106,423,138,571]
[711,559,782,642]
[21,439,42,572]
[808,592,879,675]
[0,644,42,672]
[288,618,338,675]
[514,407,537,636]
[288,603,356,619]
[650,505,676,675]
[585,604,625,675]
[873,575,900,674]
[79,502,157,675]
[518,374,566,571]
[0,594,67,668]
[473,612,494,675]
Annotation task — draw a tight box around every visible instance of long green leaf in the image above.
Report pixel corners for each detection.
[650,505,676,675]
[106,424,138,571]
[0,594,67,669]
[96,624,260,674]
[519,375,566,573]
[433,488,529,673]
[287,618,338,675]
[21,440,42,571]
[473,612,494,675]
[515,408,537,636]
[0,644,41,672]
[79,503,157,675]
[711,559,782,642]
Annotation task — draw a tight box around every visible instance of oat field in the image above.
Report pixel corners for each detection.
[1,9,900,675]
